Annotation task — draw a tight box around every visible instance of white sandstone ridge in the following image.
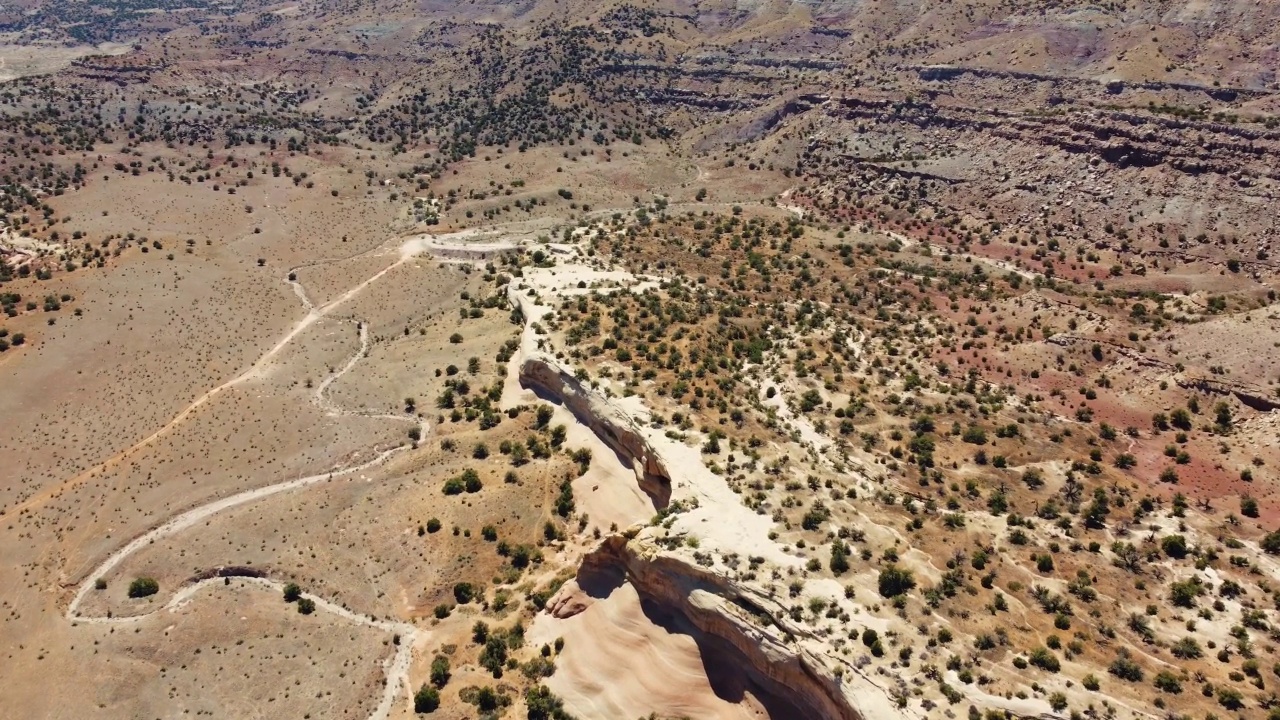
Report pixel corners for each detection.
[500,242,899,720]
[459,224,1065,720]
[518,352,672,507]
[515,349,793,567]
[518,352,874,720]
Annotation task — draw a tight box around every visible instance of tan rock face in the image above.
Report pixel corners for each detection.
[519,353,672,506]
[578,534,865,720]
[545,578,593,619]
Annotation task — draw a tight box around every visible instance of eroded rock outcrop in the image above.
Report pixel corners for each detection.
[1176,376,1280,412]
[826,96,1280,180]
[521,347,862,718]
[560,533,865,720]
[519,353,671,506]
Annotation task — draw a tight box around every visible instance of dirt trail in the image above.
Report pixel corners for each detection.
[12,250,408,515]
[76,567,421,720]
[313,321,430,439]
[65,443,407,622]
[62,442,417,720]
[47,223,545,719]
[778,187,807,218]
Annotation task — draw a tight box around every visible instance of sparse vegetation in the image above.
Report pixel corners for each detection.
[4,11,1279,720]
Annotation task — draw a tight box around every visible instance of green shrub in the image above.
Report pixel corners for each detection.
[414,685,440,713]
[1109,653,1143,682]
[1161,534,1188,559]
[1029,647,1060,672]
[1241,496,1259,518]
[1218,686,1244,709]
[1170,578,1203,608]
[430,655,450,688]
[1264,530,1280,554]
[830,541,850,575]
[1153,671,1182,694]
[878,564,916,598]
[453,582,477,604]
[127,577,159,598]
[1170,637,1202,659]
[1035,553,1055,573]
[525,685,573,720]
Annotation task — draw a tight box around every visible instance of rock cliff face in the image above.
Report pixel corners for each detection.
[1176,376,1280,412]
[568,534,865,720]
[911,63,1274,101]
[825,97,1280,179]
[518,354,672,507]
[522,350,865,720]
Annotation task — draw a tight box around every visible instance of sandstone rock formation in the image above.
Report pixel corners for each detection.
[561,533,865,720]
[519,353,672,507]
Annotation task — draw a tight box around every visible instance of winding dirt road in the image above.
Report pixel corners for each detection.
[53,224,537,719]
[12,249,408,516]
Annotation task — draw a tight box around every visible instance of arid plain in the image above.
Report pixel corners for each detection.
[4,1,1280,719]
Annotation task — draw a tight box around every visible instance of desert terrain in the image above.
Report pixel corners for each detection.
[2,1,1280,720]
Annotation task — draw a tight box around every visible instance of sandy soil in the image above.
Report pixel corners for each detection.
[69,579,392,719]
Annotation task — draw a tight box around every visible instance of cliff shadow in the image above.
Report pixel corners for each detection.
[636,596,814,719]
[575,560,626,600]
